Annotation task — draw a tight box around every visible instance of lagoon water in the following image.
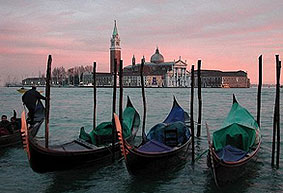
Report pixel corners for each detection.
[0,87,283,193]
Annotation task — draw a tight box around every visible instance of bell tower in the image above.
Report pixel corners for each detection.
[110,20,121,73]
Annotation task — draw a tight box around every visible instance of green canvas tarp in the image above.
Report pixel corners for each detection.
[80,106,140,145]
[213,101,259,152]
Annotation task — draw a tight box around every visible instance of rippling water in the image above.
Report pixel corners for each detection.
[0,87,282,193]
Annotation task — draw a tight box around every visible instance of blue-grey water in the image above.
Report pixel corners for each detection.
[0,87,282,193]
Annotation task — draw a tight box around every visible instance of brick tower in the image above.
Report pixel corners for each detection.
[110,20,121,73]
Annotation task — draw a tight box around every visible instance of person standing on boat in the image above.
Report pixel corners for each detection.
[0,115,12,135]
[22,86,46,125]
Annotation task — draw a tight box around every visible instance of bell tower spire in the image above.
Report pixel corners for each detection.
[110,20,121,73]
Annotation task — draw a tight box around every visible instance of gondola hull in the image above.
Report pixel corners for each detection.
[28,137,122,173]
[0,131,22,148]
[124,139,191,175]
[22,97,140,173]
[0,120,41,148]
[206,96,261,186]
[114,97,191,175]
[207,140,261,186]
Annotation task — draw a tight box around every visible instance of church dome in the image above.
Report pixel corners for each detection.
[150,48,164,64]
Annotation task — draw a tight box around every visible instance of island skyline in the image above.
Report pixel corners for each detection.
[0,0,282,86]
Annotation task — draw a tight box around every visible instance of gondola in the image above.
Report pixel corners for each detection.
[21,97,140,173]
[206,95,261,186]
[114,97,191,175]
[0,102,44,148]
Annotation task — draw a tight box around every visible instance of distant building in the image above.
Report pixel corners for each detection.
[222,71,250,88]
[110,20,121,74]
[22,77,46,86]
[197,70,223,88]
[22,77,64,86]
[82,72,113,87]
[78,21,119,87]
[123,48,190,87]
[21,21,250,89]
[195,70,250,88]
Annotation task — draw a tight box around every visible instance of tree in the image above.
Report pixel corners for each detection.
[52,66,67,85]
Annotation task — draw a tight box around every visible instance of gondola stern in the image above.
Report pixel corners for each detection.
[232,94,238,104]
[21,111,31,160]
[113,113,129,161]
[173,96,181,108]
[206,122,219,187]
[126,96,134,108]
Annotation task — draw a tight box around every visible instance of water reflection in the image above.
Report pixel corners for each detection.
[45,166,102,193]
[124,164,185,193]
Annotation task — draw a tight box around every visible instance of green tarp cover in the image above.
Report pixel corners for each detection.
[80,106,140,145]
[213,101,259,152]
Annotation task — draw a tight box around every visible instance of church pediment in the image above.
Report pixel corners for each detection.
[174,60,187,67]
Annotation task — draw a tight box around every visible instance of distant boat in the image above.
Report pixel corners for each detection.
[0,102,44,148]
[206,95,261,186]
[17,87,44,94]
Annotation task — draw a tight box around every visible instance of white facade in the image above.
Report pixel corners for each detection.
[165,58,191,87]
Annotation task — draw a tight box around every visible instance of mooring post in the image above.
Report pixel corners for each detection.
[272,55,279,166]
[191,65,195,163]
[112,59,117,161]
[141,57,147,144]
[119,60,123,124]
[45,55,52,148]
[93,62,96,130]
[276,59,281,168]
[257,55,262,127]
[197,60,202,137]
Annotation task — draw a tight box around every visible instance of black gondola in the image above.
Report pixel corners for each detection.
[114,97,191,175]
[0,102,44,148]
[21,97,140,173]
[206,96,261,186]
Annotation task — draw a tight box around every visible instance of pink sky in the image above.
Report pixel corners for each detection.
[0,0,282,85]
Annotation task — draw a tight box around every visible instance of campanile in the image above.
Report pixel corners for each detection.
[110,20,121,73]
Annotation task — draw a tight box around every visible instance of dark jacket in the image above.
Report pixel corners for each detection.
[0,120,13,134]
[22,89,46,109]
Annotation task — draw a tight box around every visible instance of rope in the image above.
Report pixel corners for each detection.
[194,149,209,162]
[192,120,206,126]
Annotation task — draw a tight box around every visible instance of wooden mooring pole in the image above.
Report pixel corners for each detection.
[112,59,117,161]
[45,55,52,148]
[191,65,195,163]
[276,58,281,168]
[272,55,281,167]
[119,60,123,124]
[141,57,147,144]
[257,55,262,127]
[197,60,202,137]
[93,62,96,130]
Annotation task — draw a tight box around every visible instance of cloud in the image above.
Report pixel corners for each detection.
[0,0,282,85]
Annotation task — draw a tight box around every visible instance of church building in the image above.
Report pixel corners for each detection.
[123,48,190,87]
